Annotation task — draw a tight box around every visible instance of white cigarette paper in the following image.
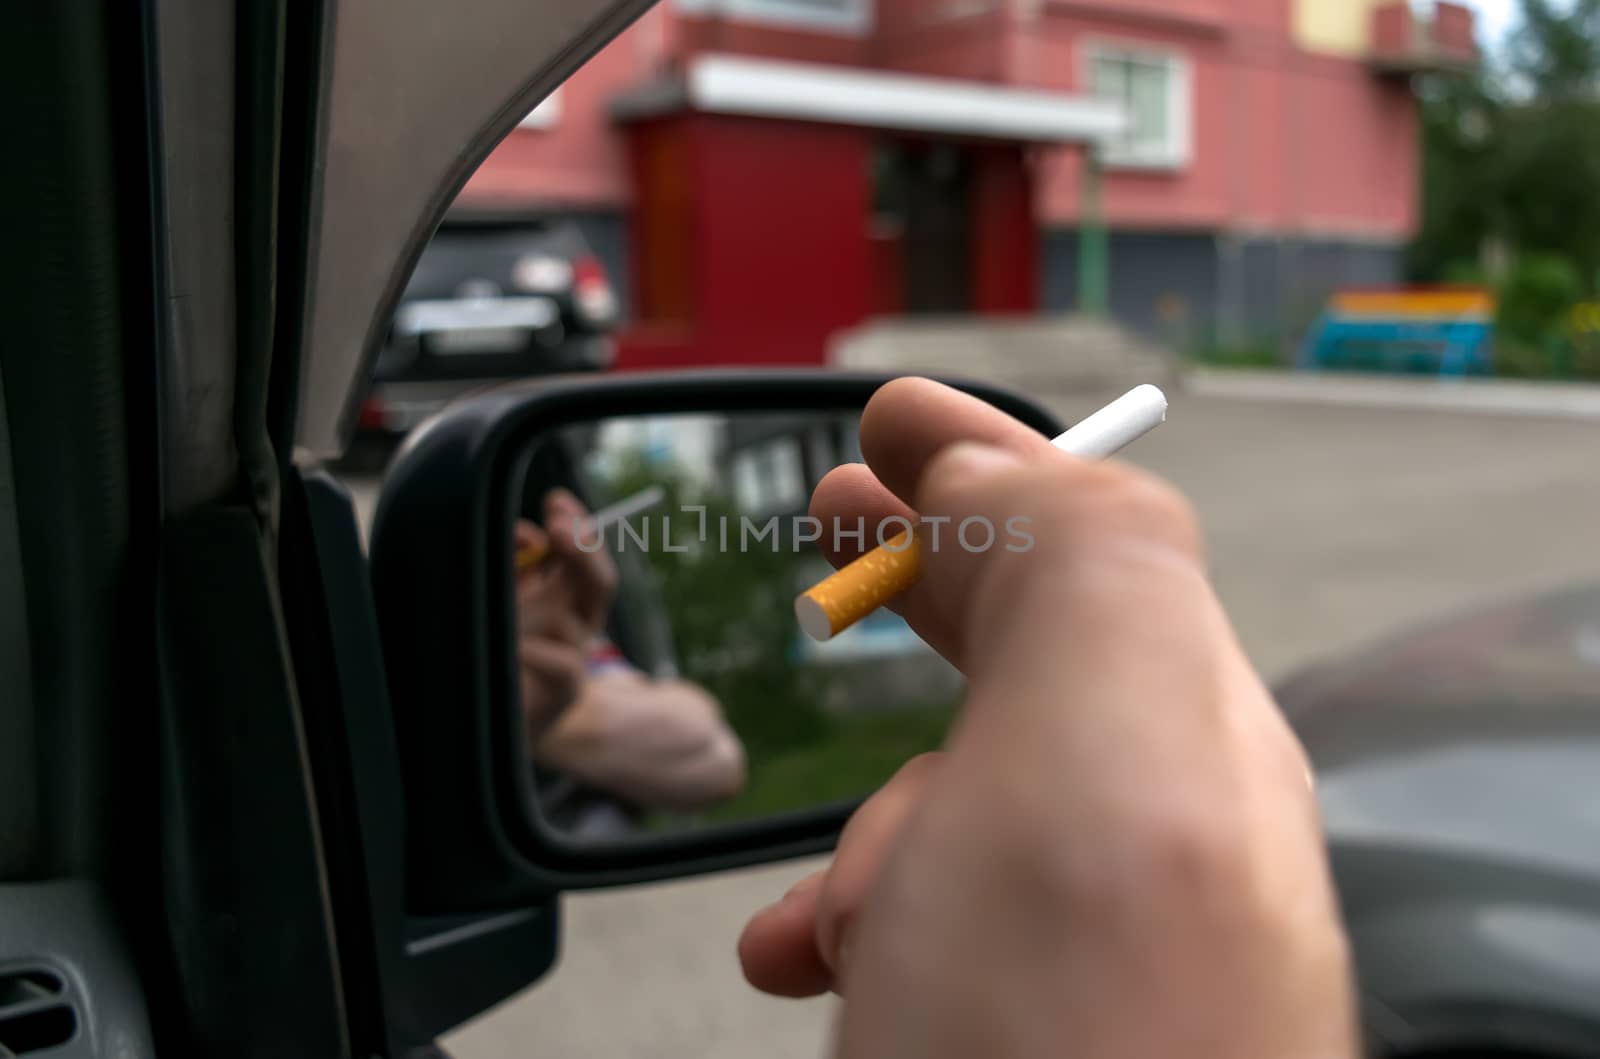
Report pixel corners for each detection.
[519,484,668,570]
[587,484,667,533]
[1051,384,1168,460]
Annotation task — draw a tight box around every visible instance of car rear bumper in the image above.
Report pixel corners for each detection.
[357,334,615,436]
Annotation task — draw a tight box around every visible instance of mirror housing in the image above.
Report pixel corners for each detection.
[369,370,1064,910]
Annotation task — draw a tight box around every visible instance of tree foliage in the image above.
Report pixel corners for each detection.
[1505,0,1600,100]
[600,450,831,760]
[1412,0,1600,292]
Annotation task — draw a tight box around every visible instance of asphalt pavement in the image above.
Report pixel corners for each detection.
[338,381,1600,1058]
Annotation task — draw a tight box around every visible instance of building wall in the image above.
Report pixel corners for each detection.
[1293,0,1387,57]
[458,0,1425,344]
[1017,1,1417,242]
[619,114,875,369]
[1231,237,1405,342]
[692,116,873,360]
[873,0,1011,79]
[1042,228,1221,336]
[456,9,668,209]
[463,0,1419,240]
[1024,12,1230,231]
[672,12,870,64]
[1041,228,1405,343]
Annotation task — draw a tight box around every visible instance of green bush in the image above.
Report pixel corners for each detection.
[1489,255,1586,379]
[600,453,831,761]
[701,706,954,823]
[1440,260,1491,286]
[1569,331,1600,379]
[1497,254,1582,350]
[1492,337,1562,378]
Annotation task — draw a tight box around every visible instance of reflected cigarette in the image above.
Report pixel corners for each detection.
[516,484,668,572]
[794,385,1169,642]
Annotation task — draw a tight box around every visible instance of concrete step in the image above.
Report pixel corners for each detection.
[829,315,1183,396]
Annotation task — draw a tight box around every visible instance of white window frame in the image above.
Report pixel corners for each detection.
[1080,41,1192,171]
[517,89,563,130]
[674,0,873,37]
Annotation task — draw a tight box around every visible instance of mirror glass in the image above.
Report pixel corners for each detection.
[508,410,958,843]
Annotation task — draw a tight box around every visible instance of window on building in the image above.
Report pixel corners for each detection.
[674,0,872,35]
[729,437,807,514]
[1087,47,1190,169]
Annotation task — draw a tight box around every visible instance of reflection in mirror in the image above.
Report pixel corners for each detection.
[508,411,958,844]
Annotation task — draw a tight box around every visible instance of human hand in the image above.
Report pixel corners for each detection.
[536,669,746,811]
[738,378,1355,1058]
[515,489,619,745]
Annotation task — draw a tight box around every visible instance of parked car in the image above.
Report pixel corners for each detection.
[355,212,620,441]
[1279,584,1600,1055]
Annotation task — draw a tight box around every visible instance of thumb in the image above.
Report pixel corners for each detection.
[515,518,546,545]
[515,519,550,574]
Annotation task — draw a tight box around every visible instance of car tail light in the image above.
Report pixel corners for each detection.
[574,255,607,290]
[358,395,389,431]
[573,255,618,326]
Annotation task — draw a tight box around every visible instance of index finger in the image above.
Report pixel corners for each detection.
[804,379,1060,666]
[543,491,619,621]
[857,378,1057,509]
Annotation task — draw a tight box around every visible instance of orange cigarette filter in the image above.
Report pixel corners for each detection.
[794,530,921,641]
[512,485,668,576]
[515,539,549,573]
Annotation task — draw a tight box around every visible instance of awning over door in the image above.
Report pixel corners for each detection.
[613,53,1128,146]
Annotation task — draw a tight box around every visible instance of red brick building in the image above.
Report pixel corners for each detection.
[458,0,1477,366]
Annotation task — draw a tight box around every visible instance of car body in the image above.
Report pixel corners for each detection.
[356,212,619,439]
[1278,585,1600,1054]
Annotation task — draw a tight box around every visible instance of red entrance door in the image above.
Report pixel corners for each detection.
[870,139,1036,319]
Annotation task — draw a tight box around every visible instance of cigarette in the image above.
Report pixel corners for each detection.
[516,484,667,572]
[794,385,1168,642]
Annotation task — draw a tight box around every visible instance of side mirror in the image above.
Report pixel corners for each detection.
[369,370,1064,910]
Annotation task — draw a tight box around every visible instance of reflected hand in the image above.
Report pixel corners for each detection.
[515,489,619,745]
[536,668,746,811]
[738,379,1354,1058]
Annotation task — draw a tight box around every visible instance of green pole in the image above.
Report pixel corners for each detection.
[1078,145,1108,317]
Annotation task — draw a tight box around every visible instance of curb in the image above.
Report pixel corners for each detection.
[1186,370,1600,421]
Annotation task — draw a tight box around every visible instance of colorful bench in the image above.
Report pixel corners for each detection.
[1298,288,1496,376]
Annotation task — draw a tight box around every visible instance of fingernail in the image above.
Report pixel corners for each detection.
[933,441,1023,480]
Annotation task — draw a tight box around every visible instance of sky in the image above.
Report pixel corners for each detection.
[1462,0,1584,46]
[1464,0,1518,46]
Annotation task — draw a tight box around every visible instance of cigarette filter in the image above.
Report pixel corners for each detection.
[515,484,667,573]
[794,530,918,641]
[795,385,1168,642]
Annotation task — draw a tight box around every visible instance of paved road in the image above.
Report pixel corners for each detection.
[340,389,1600,1058]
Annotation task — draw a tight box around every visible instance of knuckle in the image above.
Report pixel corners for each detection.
[1043,464,1200,558]
[1104,470,1198,538]
[1123,801,1248,894]
[984,795,1250,917]
[894,751,943,786]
